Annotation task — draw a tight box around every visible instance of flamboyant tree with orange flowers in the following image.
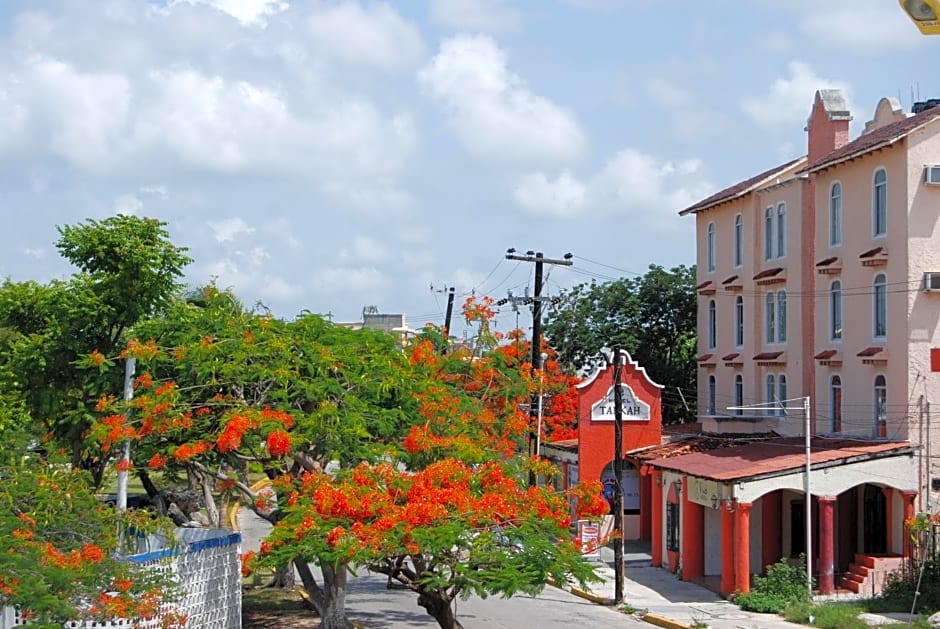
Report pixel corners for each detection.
[0,456,182,626]
[88,287,603,629]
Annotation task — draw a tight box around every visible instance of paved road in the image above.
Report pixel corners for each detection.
[345,572,647,629]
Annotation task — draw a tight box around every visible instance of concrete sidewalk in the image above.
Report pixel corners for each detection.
[567,544,806,629]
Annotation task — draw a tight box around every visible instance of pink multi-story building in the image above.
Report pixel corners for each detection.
[649,91,940,596]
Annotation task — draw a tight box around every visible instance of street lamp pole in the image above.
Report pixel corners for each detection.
[612,344,624,605]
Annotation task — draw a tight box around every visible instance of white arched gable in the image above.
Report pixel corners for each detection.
[576,347,664,390]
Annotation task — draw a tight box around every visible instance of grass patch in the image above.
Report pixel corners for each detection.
[783,601,931,629]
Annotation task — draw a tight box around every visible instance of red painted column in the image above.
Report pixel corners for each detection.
[761,492,782,572]
[682,477,704,582]
[720,501,735,595]
[902,490,917,559]
[882,487,894,554]
[651,471,663,567]
[818,496,836,595]
[734,502,752,594]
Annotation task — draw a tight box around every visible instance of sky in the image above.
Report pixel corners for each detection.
[0,0,936,337]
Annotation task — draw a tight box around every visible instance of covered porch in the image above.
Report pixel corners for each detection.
[646,437,918,595]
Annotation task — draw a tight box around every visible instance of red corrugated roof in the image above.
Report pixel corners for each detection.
[814,349,838,360]
[721,275,740,285]
[679,158,805,216]
[543,438,578,452]
[721,352,740,361]
[696,280,714,290]
[857,346,885,357]
[802,107,940,174]
[815,256,839,268]
[648,437,912,481]
[696,354,714,362]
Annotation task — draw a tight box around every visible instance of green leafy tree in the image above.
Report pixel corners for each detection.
[0,444,179,627]
[543,264,697,423]
[0,216,190,482]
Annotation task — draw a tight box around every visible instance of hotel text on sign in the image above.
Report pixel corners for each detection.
[590,384,650,421]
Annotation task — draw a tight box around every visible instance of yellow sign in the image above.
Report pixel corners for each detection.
[687,476,720,509]
[900,0,940,35]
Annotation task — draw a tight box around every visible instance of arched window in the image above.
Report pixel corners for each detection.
[734,374,743,416]
[873,273,887,338]
[765,374,776,417]
[777,374,788,416]
[764,206,774,260]
[874,374,887,437]
[830,375,842,433]
[733,214,743,267]
[707,299,717,349]
[776,202,787,257]
[765,292,775,344]
[830,280,842,341]
[873,169,887,237]
[707,222,716,272]
[776,290,787,343]
[830,182,842,246]
[735,296,744,347]
[707,375,716,415]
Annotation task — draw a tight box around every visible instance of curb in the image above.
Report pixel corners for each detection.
[640,612,693,629]
[546,577,614,605]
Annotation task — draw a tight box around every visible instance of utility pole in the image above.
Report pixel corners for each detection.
[505,249,573,486]
[612,345,625,605]
[117,357,136,513]
[442,287,456,353]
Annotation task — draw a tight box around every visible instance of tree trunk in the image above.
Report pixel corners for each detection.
[197,471,221,527]
[293,559,352,629]
[268,562,296,588]
[418,589,462,629]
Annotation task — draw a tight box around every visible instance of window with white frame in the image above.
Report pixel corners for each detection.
[776,290,787,343]
[734,374,743,415]
[874,374,887,437]
[830,375,842,433]
[765,373,776,417]
[733,214,743,267]
[873,169,887,237]
[735,296,744,347]
[707,222,716,272]
[777,374,788,416]
[830,182,842,246]
[830,280,842,341]
[707,299,717,349]
[765,292,775,344]
[873,273,887,338]
[707,375,716,415]
[776,202,787,257]
[764,206,774,260]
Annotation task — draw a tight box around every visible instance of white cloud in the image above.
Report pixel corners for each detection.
[418,35,587,165]
[207,217,255,243]
[340,236,388,263]
[306,2,424,71]
[797,1,918,51]
[513,172,587,217]
[114,194,144,215]
[429,0,522,33]
[740,61,853,131]
[311,266,386,293]
[646,78,690,109]
[171,0,288,26]
[514,148,711,223]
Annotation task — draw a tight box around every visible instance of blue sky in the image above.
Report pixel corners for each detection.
[0,0,935,336]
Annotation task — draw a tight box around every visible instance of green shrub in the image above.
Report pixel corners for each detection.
[872,559,940,615]
[735,555,811,614]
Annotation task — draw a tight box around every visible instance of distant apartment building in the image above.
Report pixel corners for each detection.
[647,91,940,596]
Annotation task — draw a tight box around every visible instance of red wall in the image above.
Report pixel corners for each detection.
[577,350,662,486]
